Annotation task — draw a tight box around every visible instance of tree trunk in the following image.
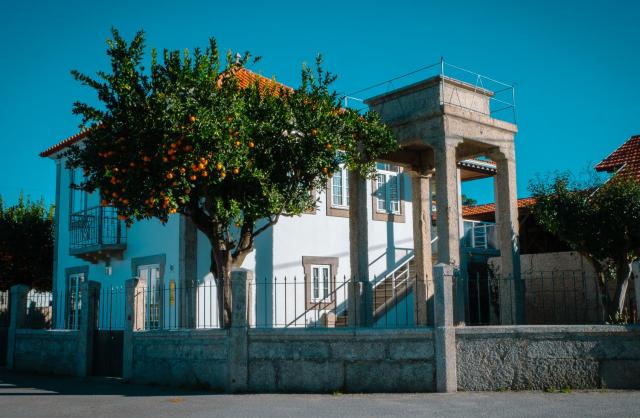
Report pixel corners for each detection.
[211,247,233,328]
[611,261,632,321]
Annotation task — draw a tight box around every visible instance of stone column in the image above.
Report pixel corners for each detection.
[434,139,461,267]
[492,146,523,324]
[6,284,28,369]
[77,280,100,377]
[411,168,434,326]
[348,170,371,326]
[179,216,198,328]
[434,263,457,393]
[632,261,640,323]
[228,268,253,393]
[123,278,138,381]
[455,167,468,325]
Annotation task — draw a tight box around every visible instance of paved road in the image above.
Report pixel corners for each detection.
[0,370,639,417]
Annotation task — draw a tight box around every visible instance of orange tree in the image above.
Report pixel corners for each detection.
[65,29,397,326]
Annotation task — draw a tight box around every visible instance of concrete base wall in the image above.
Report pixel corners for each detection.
[13,330,79,375]
[457,326,640,391]
[248,329,435,393]
[131,329,229,391]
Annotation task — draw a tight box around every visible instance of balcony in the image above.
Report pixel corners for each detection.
[69,206,127,262]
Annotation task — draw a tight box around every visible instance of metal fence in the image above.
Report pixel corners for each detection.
[0,290,9,328]
[251,275,435,329]
[23,290,55,329]
[97,286,126,330]
[461,271,638,326]
[132,280,223,330]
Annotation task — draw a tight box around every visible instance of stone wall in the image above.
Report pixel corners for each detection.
[248,328,435,393]
[131,329,229,391]
[457,325,640,390]
[13,329,79,375]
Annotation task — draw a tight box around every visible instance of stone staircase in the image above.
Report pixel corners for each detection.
[334,257,418,327]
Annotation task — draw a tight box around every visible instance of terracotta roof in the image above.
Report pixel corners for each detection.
[40,128,95,158]
[595,135,640,180]
[40,68,288,158]
[462,197,536,217]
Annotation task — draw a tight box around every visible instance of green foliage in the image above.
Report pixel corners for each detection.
[0,193,55,290]
[461,194,477,206]
[530,173,640,267]
[65,29,397,325]
[529,173,640,316]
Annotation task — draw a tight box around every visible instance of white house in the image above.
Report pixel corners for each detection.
[40,70,517,330]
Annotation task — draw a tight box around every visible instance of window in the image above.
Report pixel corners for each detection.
[374,163,401,214]
[66,272,84,329]
[311,265,331,302]
[302,256,338,309]
[331,166,349,208]
[326,165,349,217]
[138,264,162,329]
[70,168,88,214]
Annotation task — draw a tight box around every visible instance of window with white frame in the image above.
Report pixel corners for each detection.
[331,165,349,208]
[375,163,401,214]
[310,264,331,303]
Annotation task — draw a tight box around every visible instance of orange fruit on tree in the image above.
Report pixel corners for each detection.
[188,115,196,123]
[235,140,241,147]
[100,199,108,206]
[248,141,255,148]
[322,167,328,174]
[166,172,174,180]
[198,162,206,170]
[232,167,240,175]
[220,171,226,179]
[325,143,332,150]
[201,170,208,177]
[179,167,186,174]
[311,128,318,136]
[190,174,197,181]
[169,208,177,214]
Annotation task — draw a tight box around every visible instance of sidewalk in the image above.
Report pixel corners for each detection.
[0,370,638,417]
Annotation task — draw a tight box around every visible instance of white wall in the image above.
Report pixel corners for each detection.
[54,159,417,329]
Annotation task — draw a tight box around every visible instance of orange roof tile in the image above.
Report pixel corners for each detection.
[595,135,640,180]
[40,68,289,158]
[462,197,536,218]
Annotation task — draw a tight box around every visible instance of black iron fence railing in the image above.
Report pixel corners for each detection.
[251,276,435,329]
[0,290,9,327]
[132,281,223,330]
[70,206,127,251]
[97,286,126,331]
[460,271,638,326]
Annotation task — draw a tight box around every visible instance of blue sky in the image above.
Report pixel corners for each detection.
[1,0,638,206]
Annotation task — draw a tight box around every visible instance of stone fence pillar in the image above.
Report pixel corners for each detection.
[6,284,29,369]
[228,268,253,393]
[123,278,138,381]
[76,280,100,377]
[434,263,457,393]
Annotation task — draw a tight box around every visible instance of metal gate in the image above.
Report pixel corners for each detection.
[92,286,125,377]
